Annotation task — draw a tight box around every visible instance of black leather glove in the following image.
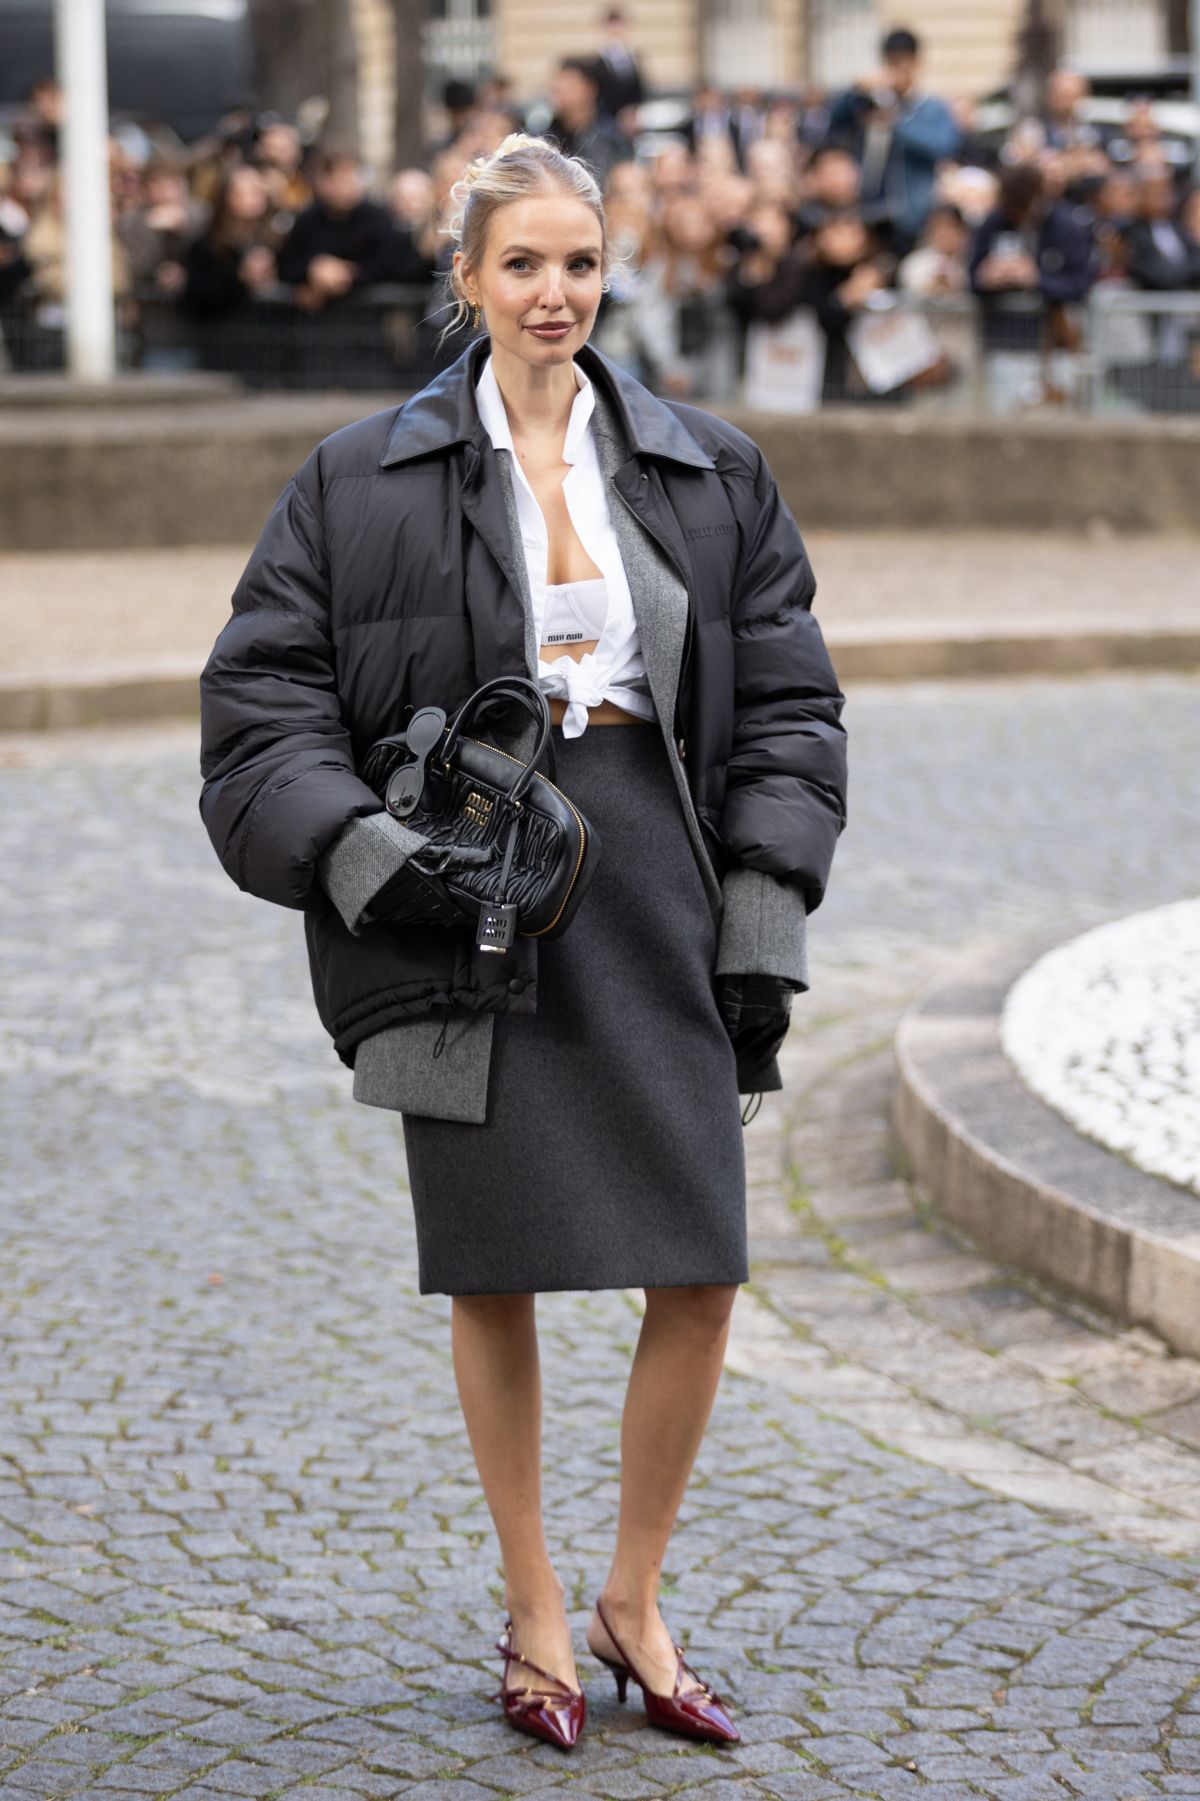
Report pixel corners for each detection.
[361,846,469,931]
[715,972,796,1086]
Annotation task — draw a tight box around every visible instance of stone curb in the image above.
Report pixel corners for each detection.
[0,371,241,408]
[0,661,200,732]
[828,622,1200,681]
[893,930,1200,1358]
[4,625,1198,732]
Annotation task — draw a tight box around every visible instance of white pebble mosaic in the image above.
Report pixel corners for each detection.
[1000,897,1200,1196]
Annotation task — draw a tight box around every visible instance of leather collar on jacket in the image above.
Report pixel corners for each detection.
[378,332,716,472]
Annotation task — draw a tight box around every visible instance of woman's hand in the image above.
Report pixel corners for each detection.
[835,262,887,309]
[239,245,277,289]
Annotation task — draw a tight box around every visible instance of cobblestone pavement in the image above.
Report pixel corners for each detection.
[2,672,1200,1801]
[999,898,1200,1195]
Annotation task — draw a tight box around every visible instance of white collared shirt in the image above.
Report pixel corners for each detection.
[474,352,656,738]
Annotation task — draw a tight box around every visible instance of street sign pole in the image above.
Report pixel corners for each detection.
[55,0,116,381]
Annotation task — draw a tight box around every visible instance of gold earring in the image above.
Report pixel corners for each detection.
[472,302,481,329]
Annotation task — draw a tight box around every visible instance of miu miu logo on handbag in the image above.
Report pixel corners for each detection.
[462,789,493,828]
[360,675,599,954]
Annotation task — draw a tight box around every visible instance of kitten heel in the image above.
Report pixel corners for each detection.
[594,1651,630,1703]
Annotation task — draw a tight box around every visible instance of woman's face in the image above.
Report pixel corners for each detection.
[808,151,859,208]
[259,124,300,172]
[663,196,716,254]
[391,168,434,224]
[652,144,694,199]
[1098,171,1138,219]
[816,215,869,268]
[228,166,268,220]
[605,161,650,208]
[745,138,795,203]
[145,168,186,208]
[461,191,604,367]
[11,153,52,210]
[1127,99,1157,140]
[704,171,753,229]
[694,133,736,176]
[926,211,966,256]
[747,201,792,260]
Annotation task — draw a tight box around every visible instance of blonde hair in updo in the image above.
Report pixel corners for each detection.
[438,132,615,351]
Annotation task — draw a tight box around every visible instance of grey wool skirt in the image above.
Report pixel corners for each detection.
[400,720,749,1297]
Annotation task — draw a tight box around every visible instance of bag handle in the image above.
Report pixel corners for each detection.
[441,674,556,798]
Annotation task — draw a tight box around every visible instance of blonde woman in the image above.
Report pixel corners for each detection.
[199,133,847,1754]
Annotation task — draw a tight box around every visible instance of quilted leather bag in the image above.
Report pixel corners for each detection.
[358,675,601,953]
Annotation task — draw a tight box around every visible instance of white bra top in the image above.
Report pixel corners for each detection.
[473,352,657,738]
[540,575,609,648]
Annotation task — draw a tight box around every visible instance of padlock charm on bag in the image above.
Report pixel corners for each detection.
[477,900,518,953]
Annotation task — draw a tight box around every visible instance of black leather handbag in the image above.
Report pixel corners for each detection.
[358,675,600,953]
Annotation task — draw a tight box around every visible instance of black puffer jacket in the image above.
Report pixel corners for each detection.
[198,335,847,1065]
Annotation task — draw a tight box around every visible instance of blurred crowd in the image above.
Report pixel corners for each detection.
[2,13,1200,408]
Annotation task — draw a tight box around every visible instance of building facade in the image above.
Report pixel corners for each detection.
[488,0,1030,106]
[355,0,1179,176]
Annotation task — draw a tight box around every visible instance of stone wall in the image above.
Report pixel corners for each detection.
[2,395,1197,551]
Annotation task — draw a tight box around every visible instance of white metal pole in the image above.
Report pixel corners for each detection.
[55,0,116,382]
[1192,0,1200,183]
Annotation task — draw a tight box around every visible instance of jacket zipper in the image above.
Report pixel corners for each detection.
[675,603,695,758]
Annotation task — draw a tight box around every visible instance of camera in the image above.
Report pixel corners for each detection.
[727,224,763,255]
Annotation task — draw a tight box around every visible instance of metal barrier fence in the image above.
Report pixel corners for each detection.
[733,288,1200,416]
[2,280,1198,415]
[1085,288,1200,416]
[0,284,443,391]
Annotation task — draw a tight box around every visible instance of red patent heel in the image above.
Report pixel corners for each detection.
[488,1615,586,1751]
[593,1650,630,1703]
[591,1594,740,1745]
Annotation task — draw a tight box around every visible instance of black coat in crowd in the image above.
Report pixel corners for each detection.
[276,198,408,289]
[727,251,875,402]
[594,43,645,118]
[1122,216,1200,291]
[181,236,265,315]
[198,336,847,1066]
[545,115,633,190]
[968,201,1094,349]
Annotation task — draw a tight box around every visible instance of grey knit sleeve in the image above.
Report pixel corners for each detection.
[714,864,810,991]
[316,812,432,938]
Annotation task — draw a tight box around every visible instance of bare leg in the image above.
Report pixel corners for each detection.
[585,1282,739,1695]
[450,1293,578,1690]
